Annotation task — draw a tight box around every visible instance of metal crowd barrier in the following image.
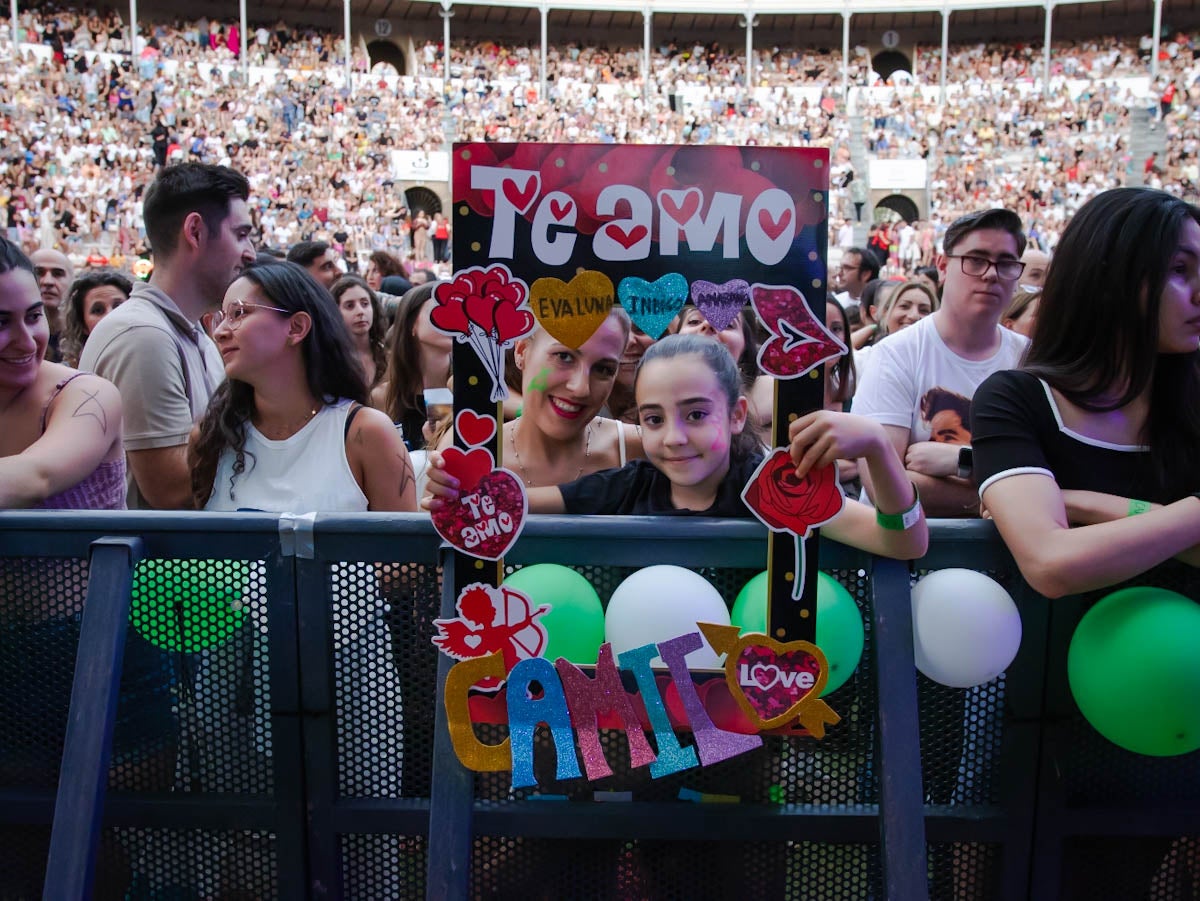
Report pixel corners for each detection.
[0,513,1195,900]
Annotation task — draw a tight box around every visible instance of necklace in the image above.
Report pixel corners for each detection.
[509,418,592,487]
[257,404,321,440]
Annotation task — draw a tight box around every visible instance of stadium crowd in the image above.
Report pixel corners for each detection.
[2,5,1200,271]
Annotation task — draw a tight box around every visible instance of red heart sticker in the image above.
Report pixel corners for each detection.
[455,411,497,448]
[431,469,527,561]
[440,447,494,494]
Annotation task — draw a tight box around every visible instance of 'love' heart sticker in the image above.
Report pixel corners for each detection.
[455,410,497,448]
[691,279,751,333]
[431,468,528,562]
[701,623,841,735]
[617,273,689,339]
[529,270,615,350]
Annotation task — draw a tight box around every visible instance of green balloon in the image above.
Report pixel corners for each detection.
[505,564,605,665]
[130,560,249,652]
[1068,586,1200,757]
[731,570,865,696]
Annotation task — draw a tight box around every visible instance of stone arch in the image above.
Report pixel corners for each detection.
[367,40,406,75]
[405,186,443,216]
[871,49,912,82]
[874,193,920,224]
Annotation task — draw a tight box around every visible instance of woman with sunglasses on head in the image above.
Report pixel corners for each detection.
[190,261,415,512]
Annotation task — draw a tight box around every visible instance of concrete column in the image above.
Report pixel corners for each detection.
[940,7,949,105]
[1152,0,1163,78]
[842,11,851,102]
[239,0,247,76]
[10,0,19,60]
[343,0,352,86]
[440,1,453,100]
[642,7,652,103]
[539,3,548,100]
[1042,0,1053,97]
[128,0,137,61]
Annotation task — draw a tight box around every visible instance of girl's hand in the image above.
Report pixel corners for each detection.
[420,450,461,511]
[788,410,888,478]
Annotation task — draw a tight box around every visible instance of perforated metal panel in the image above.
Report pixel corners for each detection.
[118,827,279,899]
[340,834,428,900]
[331,560,442,800]
[0,552,283,897]
[926,842,1002,901]
[470,836,884,900]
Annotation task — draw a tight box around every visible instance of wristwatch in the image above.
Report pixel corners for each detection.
[957,446,974,480]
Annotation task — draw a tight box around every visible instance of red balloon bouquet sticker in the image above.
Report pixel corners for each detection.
[430,264,536,401]
[751,283,847,379]
[431,446,527,561]
[433,582,550,692]
[741,451,845,600]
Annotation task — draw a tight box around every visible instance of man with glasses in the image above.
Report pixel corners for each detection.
[81,163,256,508]
[834,245,880,312]
[852,209,1028,517]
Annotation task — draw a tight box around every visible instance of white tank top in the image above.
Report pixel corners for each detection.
[205,399,369,512]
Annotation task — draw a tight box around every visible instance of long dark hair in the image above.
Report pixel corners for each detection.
[826,297,856,405]
[191,261,368,507]
[61,268,133,367]
[381,282,438,436]
[330,274,387,388]
[0,236,33,276]
[635,333,763,466]
[1024,187,1200,489]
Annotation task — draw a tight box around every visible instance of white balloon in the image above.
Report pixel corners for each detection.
[911,569,1022,688]
[605,565,731,670]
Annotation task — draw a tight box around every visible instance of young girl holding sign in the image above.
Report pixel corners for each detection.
[428,333,926,560]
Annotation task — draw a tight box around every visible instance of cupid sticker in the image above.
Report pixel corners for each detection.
[431,447,527,561]
[433,582,550,692]
[431,264,536,401]
[741,451,845,600]
[750,284,847,379]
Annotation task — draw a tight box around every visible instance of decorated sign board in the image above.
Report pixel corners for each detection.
[433,143,845,787]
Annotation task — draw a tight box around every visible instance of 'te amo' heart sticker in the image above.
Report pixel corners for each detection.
[433,447,528,561]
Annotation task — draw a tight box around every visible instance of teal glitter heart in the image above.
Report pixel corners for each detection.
[617,273,689,339]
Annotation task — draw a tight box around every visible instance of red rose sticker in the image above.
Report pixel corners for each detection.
[741,451,845,601]
[741,450,844,537]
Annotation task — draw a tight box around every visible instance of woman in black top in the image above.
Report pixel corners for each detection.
[973,187,1200,598]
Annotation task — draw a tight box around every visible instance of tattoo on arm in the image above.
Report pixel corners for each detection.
[397,453,415,497]
[71,389,108,434]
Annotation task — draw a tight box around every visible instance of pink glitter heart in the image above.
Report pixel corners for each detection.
[432,469,527,561]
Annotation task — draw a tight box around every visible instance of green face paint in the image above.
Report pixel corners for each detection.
[528,367,551,393]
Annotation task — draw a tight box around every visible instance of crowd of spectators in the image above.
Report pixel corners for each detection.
[2,5,1200,270]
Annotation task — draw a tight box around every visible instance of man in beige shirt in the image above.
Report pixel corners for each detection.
[81,163,256,509]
